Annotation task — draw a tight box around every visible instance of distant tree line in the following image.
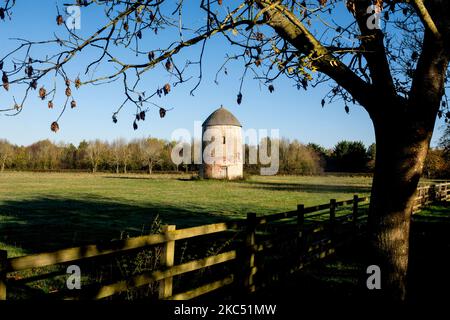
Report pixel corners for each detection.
[0,135,448,178]
[0,138,176,174]
[423,126,450,179]
[244,139,376,175]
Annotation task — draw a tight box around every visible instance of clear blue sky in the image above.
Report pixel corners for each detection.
[0,1,446,149]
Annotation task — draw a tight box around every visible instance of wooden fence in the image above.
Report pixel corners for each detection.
[0,182,448,301]
[414,182,450,212]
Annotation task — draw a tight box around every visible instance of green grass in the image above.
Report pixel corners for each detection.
[0,242,27,258]
[0,172,372,255]
[415,204,450,218]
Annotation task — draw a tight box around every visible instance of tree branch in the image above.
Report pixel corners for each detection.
[412,0,442,40]
[352,0,396,99]
[255,0,375,111]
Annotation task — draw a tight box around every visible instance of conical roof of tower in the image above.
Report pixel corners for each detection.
[202,106,241,127]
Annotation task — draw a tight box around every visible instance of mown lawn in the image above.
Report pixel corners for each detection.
[1,172,374,255]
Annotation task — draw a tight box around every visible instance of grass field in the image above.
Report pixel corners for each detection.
[1,172,373,256]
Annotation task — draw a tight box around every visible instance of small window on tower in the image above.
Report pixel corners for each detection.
[223,136,226,144]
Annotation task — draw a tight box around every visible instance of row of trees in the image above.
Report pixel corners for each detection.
[0,137,376,175]
[244,139,376,175]
[1,135,449,177]
[0,138,171,174]
[423,126,450,179]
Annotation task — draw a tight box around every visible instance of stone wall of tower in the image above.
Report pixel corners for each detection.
[201,125,243,180]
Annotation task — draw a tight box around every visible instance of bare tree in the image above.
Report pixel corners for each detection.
[439,126,450,156]
[119,140,132,173]
[86,140,107,173]
[27,140,61,170]
[139,137,164,175]
[1,0,450,300]
[0,139,13,172]
[111,139,124,174]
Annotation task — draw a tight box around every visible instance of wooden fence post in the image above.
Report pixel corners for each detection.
[159,225,176,300]
[329,199,336,240]
[430,184,436,204]
[0,250,6,300]
[447,184,450,201]
[352,195,359,231]
[297,204,305,253]
[441,184,446,201]
[244,212,257,293]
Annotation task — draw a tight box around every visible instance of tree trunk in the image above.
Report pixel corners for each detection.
[0,162,5,172]
[148,161,152,175]
[116,163,119,174]
[123,164,127,174]
[367,29,447,300]
[369,109,433,301]
[255,0,448,302]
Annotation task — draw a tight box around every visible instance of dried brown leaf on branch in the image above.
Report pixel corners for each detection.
[346,0,356,14]
[50,121,59,133]
[26,66,33,78]
[30,80,38,90]
[39,87,46,100]
[237,92,243,105]
[56,15,64,26]
[163,83,171,95]
[375,0,384,10]
[255,32,264,41]
[165,59,172,71]
[2,72,9,91]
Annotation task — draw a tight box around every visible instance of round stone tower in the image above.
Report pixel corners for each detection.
[201,106,243,180]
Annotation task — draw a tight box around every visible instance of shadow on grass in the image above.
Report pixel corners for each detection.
[238,180,371,194]
[102,175,175,181]
[0,196,238,254]
[408,204,450,304]
[250,204,450,304]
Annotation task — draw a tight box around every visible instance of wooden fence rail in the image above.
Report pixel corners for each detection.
[414,182,450,212]
[0,181,448,300]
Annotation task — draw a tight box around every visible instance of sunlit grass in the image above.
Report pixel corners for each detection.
[0,172,373,254]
